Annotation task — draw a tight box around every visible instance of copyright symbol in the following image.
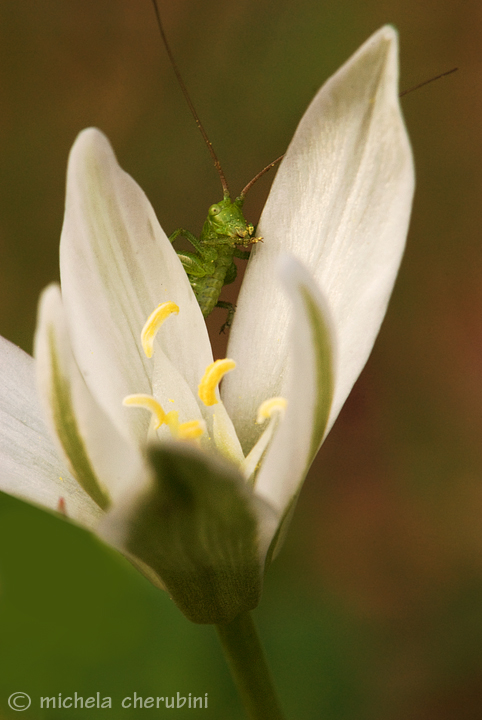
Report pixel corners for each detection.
[8,692,31,711]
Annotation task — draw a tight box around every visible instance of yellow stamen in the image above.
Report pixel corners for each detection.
[123,394,166,429]
[243,396,288,483]
[198,358,236,406]
[141,301,179,358]
[256,396,287,424]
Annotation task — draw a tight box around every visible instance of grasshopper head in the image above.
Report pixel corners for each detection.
[203,196,255,246]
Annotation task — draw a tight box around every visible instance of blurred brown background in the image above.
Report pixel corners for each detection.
[0,1,481,718]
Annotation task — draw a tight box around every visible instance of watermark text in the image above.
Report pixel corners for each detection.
[7,691,208,711]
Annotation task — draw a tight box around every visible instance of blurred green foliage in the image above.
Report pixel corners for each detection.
[0,0,481,718]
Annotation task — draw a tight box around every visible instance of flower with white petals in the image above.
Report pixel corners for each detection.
[0,26,413,624]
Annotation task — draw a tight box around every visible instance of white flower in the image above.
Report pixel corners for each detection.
[0,27,413,623]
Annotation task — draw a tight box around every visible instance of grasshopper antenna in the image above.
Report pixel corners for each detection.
[238,154,284,201]
[237,67,460,202]
[238,67,459,202]
[150,0,230,197]
[399,67,458,98]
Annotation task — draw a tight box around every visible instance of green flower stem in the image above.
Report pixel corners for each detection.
[216,611,287,720]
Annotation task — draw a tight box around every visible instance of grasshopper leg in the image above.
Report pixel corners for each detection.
[175,251,209,277]
[169,228,200,249]
[224,262,237,285]
[233,248,250,260]
[216,301,236,334]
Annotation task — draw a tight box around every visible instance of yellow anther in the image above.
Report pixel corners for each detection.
[198,358,236,406]
[141,301,179,358]
[123,394,166,429]
[256,397,287,424]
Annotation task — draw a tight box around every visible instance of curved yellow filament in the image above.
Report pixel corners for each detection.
[198,358,236,406]
[242,396,288,482]
[141,301,179,358]
[256,396,287,424]
[123,394,166,429]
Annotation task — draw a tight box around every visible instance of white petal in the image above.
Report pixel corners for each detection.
[34,284,147,507]
[0,335,101,528]
[254,257,335,523]
[59,128,213,441]
[223,26,414,451]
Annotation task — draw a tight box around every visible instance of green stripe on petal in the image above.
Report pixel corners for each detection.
[299,285,335,460]
[262,267,335,565]
[253,257,335,545]
[35,284,147,510]
[46,325,111,511]
[0,335,102,528]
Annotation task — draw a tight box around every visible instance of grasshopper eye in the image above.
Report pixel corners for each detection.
[209,204,221,216]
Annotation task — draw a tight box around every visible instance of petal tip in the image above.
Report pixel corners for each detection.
[367,24,398,51]
[73,126,108,149]
[358,25,399,73]
[68,127,114,170]
[378,24,398,42]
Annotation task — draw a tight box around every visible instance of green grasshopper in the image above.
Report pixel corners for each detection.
[151,0,282,332]
[168,194,260,333]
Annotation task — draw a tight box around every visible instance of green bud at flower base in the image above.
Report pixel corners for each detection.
[101,443,271,624]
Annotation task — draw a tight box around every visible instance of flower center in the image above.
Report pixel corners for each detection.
[123,394,205,440]
[123,301,287,480]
